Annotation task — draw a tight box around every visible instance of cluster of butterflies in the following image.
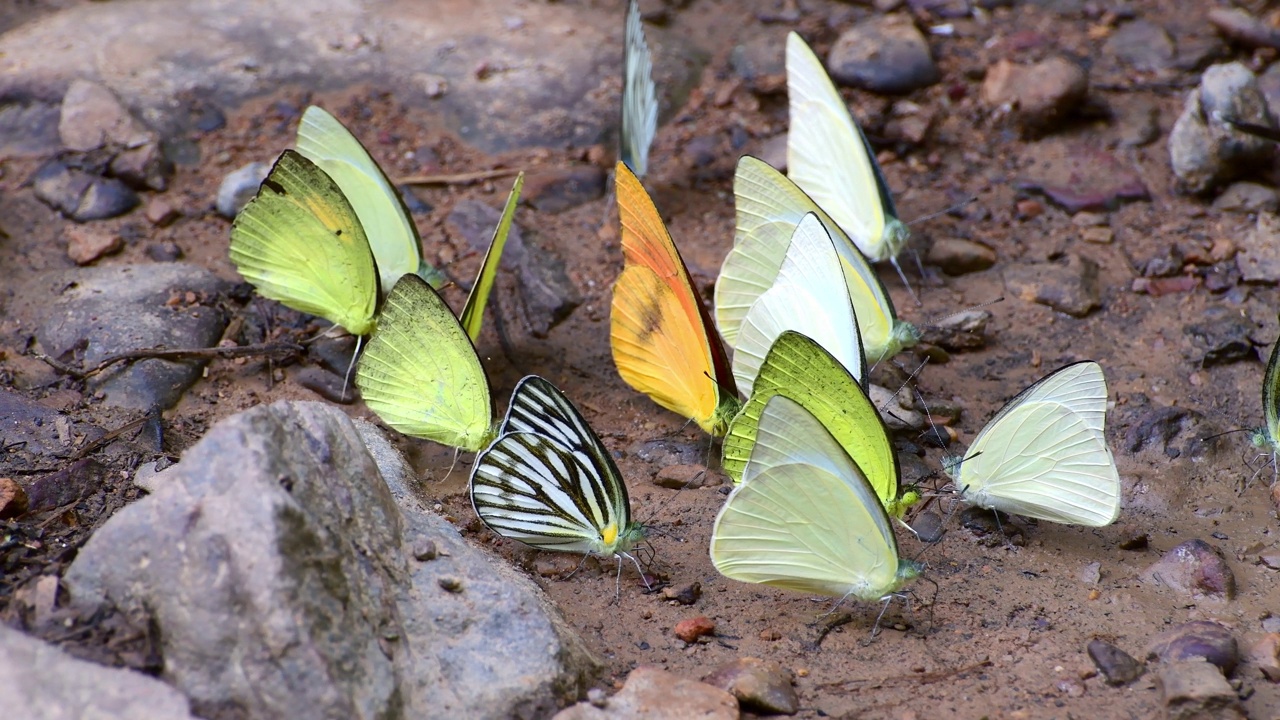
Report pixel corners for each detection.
[226,9,1126,610]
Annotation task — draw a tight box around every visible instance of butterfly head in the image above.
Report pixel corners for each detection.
[897,558,925,587]
[601,521,647,557]
[884,488,922,520]
[1251,426,1279,452]
[882,219,911,261]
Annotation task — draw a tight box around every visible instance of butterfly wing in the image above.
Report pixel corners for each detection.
[711,395,913,599]
[724,331,910,517]
[229,150,378,336]
[1259,339,1280,451]
[620,0,658,178]
[732,213,865,397]
[471,376,639,557]
[458,173,524,342]
[355,274,493,452]
[785,32,907,264]
[611,162,739,435]
[954,362,1120,527]
[295,106,432,295]
[716,156,916,363]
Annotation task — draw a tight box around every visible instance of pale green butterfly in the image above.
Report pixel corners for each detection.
[723,330,919,519]
[716,155,919,365]
[786,32,912,289]
[945,361,1121,527]
[711,393,922,599]
[1251,336,1280,483]
[296,105,447,294]
[620,0,657,178]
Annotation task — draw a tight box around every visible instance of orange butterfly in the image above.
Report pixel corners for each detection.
[610,162,741,436]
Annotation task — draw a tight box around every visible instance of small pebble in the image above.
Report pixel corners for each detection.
[1147,621,1240,674]
[926,238,996,275]
[438,577,463,593]
[216,161,271,218]
[293,367,358,404]
[144,198,180,226]
[660,582,701,606]
[65,226,123,265]
[674,616,715,643]
[1157,660,1244,719]
[1088,638,1144,685]
[982,56,1088,133]
[1142,539,1237,601]
[1248,633,1280,681]
[703,657,799,715]
[412,537,438,561]
[145,241,183,262]
[0,477,29,519]
[910,511,946,543]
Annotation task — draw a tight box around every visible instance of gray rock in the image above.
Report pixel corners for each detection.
[926,238,996,275]
[1237,212,1280,282]
[445,198,526,263]
[293,366,357,404]
[982,57,1088,135]
[30,264,229,409]
[827,14,938,95]
[216,161,270,219]
[871,383,924,431]
[31,160,139,221]
[628,437,704,466]
[1015,142,1149,212]
[1157,660,1245,720]
[702,657,798,715]
[1103,20,1175,72]
[59,78,153,151]
[919,309,991,351]
[65,402,600,720]
[0,625,195,720]
[1258,62,1280,125]
[909,511,946,543]
[554,667,738,720]
[1115,98,1161,147]
[1141,540,1237,601]
[1147,621,1240,674]
[1003,254,1101,318]
[1213,181,1279,214]
[730,32,784,84]
[0,387,104,473]
[1122,406,1192,455]
[1170,62,1276,194]
[1088,638,1144,686]
[1185,306,1257,366]
[65,225,123,265]
[0,99,62,159]
[521,167,607,214]
[518,237,583,338]
[0,0,705,155]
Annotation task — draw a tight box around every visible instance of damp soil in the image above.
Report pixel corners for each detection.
[3,0,1280,717]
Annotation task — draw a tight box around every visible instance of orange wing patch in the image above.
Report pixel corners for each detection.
[611,163,739,435]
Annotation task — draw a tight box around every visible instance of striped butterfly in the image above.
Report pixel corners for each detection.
[471,376,646,570]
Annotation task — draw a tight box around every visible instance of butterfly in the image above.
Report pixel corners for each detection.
[711,393,923,599]
[610,161,740,436]
[716,155,919,364]
[786,32,912,289]
[730,212,866,398]
[229,149,379,337]
[1251,336,1280,483]
[354,173,523,449]
[471,375,645,563]
[723,331,919,519]
[620,0,657,179]
[944,361,1121,527]
[295,105,446,294]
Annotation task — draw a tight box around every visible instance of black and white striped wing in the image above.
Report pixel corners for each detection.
[471,376,632,555]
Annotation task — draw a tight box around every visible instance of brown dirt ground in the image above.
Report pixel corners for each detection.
[3,0,1280,717]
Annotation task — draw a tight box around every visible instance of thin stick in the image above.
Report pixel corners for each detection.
[36,343,303,380]
[396,168,523,186]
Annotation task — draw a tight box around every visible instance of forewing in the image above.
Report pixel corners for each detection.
[355,275,492,451]
[620,0,658,178]
[229,150,377,336]
[295,106,423,295]
[785,33,887,260]
[459,173,524,342]
[732,214,865,396]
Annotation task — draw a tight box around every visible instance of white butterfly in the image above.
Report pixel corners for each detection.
[716,155,919,365]
[946,361,1121,527]
[786,32,912,288]
[471,376,645,559]
[731,213,866,397]
[711,394,922,600]
[620,0,658,178]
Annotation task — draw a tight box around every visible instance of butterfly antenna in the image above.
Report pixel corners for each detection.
[888,256,921,306]
[1200,427,1253,442]
[912,385,952,451]
[907,195,978,227]
[877,357,930,416]
[342,334,364,402]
